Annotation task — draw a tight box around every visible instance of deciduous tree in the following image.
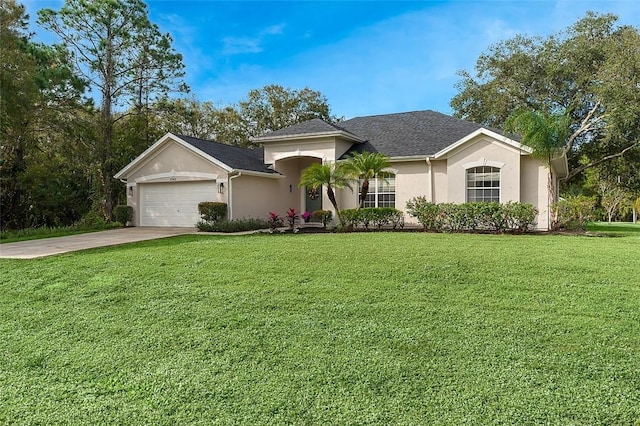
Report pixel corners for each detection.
[452,12,640,186]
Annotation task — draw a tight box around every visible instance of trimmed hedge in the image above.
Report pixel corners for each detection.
[197,218,270,233]
[112,205,133,225]
[405,197,538,233]
[340,208,404,230]
[198,202,227,222]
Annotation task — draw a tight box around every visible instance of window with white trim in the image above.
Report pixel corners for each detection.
[360,174,396,208]
[466,166,500,202]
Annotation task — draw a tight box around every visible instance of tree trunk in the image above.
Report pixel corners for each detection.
[326,186,342,226]
[101,26,115,220]
[359,179,369,209]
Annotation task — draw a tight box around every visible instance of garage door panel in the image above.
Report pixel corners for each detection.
[139,181,215,227]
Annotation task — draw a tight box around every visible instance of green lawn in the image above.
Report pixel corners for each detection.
[1,233,639,424]
[587,221,640,236]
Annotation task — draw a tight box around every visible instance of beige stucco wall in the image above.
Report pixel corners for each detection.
[445,137,522,204]
[123,140,229,226]
[521,156,550,230]
[430,160,448,204]
[229,174,285,220]
[127,142,226,181]
[263,136,354,165]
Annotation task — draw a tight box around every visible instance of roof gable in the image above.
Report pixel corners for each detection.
[115,133,277,179]
[433,128,532,159]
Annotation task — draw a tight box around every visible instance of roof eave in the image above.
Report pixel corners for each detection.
[433,128,533,159]
[230,169,284,178]
[252,130,364,144]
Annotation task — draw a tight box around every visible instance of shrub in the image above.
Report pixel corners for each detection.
[312,210,332,228]
[286,208,299,229]
[112,205,133,225]
[552,195,596,230]
[198,202,227,222]
[406,197,538,233]
[74,211,108,229]
[268,211,283,231]
[502,201,537,233]
[197,218,270,233]
[339,208,404,230]
[406,197,439,231]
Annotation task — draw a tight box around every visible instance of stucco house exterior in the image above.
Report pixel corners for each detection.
[114,110,568,230]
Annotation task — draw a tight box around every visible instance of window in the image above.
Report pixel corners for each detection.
[360,174,396,208]
[467,166,500,202]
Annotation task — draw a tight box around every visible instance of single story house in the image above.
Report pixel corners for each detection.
[114,110,568,230]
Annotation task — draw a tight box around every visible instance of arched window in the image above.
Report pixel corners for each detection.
[466,166,500,202]
[360,174,396,208]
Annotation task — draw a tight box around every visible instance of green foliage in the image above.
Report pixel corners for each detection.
[1,233,639,423]
[504,109,570,162]
[196,218,269,233]
[311,210,332,227]
[112,205,133,225]
[299,162,353,226]
[340,208,404,230]
[38,0,188,217]
[452,12,640,185]
[343,152,392,208]
[198,202,227,222]
[240,85,335,142]
[552,195,596,230]
[74,211,108,229]
[406,198,538,233]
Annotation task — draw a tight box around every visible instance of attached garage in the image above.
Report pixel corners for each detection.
[139,181,216,227]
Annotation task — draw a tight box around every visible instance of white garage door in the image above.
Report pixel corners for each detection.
[139,181,216,227]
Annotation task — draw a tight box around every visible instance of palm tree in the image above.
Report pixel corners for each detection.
[343,151,391,208]
[299,162,352,226]
[505,108,570,224]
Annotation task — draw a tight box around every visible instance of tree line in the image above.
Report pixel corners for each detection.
[2,1,638,231]
[1,0,333,230]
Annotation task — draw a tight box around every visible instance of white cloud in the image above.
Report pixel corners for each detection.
[222,36,263,54]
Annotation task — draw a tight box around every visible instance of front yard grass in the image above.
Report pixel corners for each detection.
[1,233,639,424]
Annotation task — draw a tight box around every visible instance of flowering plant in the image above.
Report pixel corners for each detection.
[268,211,282,231]
[286,208,298,229]
[301,211,312,222]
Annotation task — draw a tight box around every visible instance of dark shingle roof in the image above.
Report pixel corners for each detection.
[252,118,362,141]
[175,134,277,174]
[338,110,484,157]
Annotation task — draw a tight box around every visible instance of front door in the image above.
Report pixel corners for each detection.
[305,186,322,216]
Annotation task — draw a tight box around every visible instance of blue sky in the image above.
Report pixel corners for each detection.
[24,0,640,119]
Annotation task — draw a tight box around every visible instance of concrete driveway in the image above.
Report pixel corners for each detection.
[0,227,197,259]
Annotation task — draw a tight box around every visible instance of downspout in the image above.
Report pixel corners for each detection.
[228,171,242,220]
[426,157,434,203]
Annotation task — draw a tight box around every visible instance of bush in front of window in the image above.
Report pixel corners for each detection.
[406,197,538,233]
[339,208,404,230]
